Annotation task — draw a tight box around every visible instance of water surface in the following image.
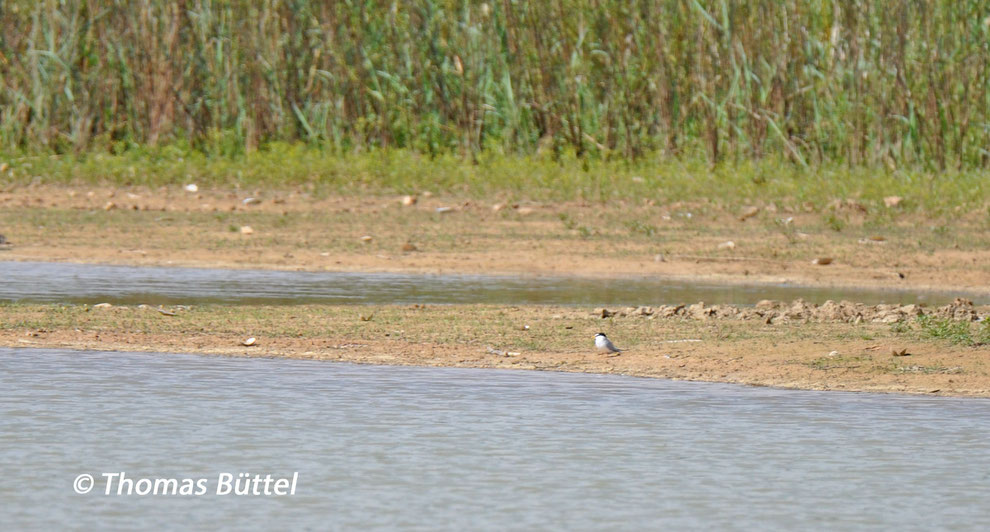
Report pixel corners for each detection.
[3,348,989,530]
[2,260,981,306]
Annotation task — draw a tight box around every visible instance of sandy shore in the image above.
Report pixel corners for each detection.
[1,184,988,396]
[2,301,987,397]
[1,184,989,294]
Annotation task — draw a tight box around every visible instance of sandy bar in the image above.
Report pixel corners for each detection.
[1,302,987,397]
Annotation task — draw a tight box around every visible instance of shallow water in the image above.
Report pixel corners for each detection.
[3,347,989,530]
[2,260,981,306]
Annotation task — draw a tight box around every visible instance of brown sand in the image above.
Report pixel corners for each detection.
[1,184,988,396]
[1,184,988,294]
[1,302,987,397]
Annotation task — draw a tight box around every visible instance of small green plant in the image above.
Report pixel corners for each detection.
[823,213,845,232]
[558,213,577,230]
[889,321,911,334]
[976,319,990,346]
[624,219,657,237]
[931,225,951,237]
[916,315,973,345]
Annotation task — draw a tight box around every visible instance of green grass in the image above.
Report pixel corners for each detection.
[2,146,988,216]
[915,315,990,347]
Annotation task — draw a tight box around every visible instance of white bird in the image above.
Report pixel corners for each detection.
[595,332,622,354]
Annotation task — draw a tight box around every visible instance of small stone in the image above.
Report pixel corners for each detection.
[883,196,902,208]
[184,184,198,193]
[817,300,843,321]
[360,235,373,243]
[401,195,417,206]
[900,304,921,317]
[687,302,712,319]
[718,241,736,250]
[787,299,811,319]
[879,313,901,324]
[739,206,760,221]
[240,226,254,235]
[812,257,833,265]
[242,337,257,346]
[242,197,261,205]
[401,242,417,252]
[93,303,112,308]
[104,201,116,211]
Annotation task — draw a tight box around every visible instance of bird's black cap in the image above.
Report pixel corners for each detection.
[596,332,607,337]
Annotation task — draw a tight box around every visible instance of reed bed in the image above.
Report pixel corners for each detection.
[2,0,989,170]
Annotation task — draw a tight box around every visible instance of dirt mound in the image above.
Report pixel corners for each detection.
[595,297,985,324]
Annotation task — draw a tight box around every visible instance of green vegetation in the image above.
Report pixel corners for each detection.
[2,147,988,216]
[915,315,990,347]
[3,0,990,172]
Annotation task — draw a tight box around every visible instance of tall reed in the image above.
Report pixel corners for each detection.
[2,0,988,170]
